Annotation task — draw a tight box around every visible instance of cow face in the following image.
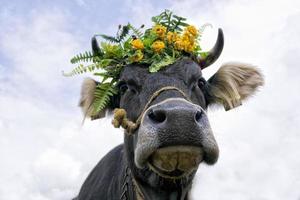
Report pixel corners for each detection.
[119,58,218,178]
[80,57,263,189]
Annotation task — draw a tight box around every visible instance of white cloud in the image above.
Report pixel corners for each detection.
[167,0,300,199]
[32,149,81,199]
[75,0,87,7]
[0,7,121,200]
[0,10,81,94]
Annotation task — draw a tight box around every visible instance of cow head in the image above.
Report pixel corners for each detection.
[79,30,264,194]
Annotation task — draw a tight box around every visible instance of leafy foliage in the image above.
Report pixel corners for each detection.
[128,24,144,38]
[91,83,117,116]
[151,10,189,32]
[117,24,130,42]
[70,51,95,64]
[63,63,96,77]
[65,10,209,115]
[96,24,131,43]
[149,55,176,73]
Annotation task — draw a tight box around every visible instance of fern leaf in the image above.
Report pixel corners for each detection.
[62,63,97,77]
[151,16,160,24]
[70,51,95,64]
[149,55,176,73]
[128,24,143,38]
[173,15,187,21]
[91,83,117,115]
[199,23,213,33]
[99,34,119,43]
[179,22,189,27]
[117,25,130,42]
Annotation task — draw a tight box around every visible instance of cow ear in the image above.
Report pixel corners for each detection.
[79,78,106,119]
[205,62,264,111]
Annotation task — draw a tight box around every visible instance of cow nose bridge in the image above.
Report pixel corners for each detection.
[145,98,204,125]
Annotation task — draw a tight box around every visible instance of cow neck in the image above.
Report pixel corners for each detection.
[121,165,190,200]
[132,176,191,200]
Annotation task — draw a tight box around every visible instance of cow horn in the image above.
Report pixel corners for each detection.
[198,28,224,70]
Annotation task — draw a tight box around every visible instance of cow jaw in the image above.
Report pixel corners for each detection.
[147,146,203,179]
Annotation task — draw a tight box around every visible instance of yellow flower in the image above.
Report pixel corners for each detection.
[174,39,183,51]
[131,39,144,49]
[174,35,195,53]
[152,25,167,39]
[183,31,196,43]
[131,50,144,62]
[185,25,198,37]
[167,32,179,43]
[185,43,195,52]
[151,40,165,53]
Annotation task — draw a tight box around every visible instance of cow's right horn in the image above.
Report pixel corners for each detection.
[198,28,224,70]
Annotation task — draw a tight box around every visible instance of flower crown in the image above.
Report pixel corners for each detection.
[64,10,223,117]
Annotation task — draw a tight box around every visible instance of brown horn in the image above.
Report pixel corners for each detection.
[198,28,224,69]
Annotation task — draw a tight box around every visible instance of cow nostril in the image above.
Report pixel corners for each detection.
[195,111,202,122]
[148,109,166,123]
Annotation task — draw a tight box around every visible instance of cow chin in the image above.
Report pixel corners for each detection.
[134,98,219,179]
[147,146,204,179]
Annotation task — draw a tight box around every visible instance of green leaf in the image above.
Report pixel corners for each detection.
[101,43,124,59]
[143,34,157,47]
[92,82,117,116]
[99,34,119,43]
[97,59,114,68]
[151,16,159,24]
[179,22,189,27]
[199,52,209,59]
[63,63,97,77]
[94,72,108,76]
[70,51,95,64]
[123,38,132,49]
[117,24,130,42]
[199,23,213,33]
[128,24,143,38]
[149,55,176,73]
[173,15,187,21]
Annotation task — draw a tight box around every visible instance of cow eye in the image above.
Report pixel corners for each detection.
[119,82,128,95]
[197,78,206,89]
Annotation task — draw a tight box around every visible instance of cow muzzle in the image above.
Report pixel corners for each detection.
[134,98,219,178]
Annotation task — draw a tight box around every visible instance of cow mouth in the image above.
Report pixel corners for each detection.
[147,146,203,179]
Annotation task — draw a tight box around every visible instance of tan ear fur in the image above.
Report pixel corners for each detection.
[207,62,264,110]
[79,78,105,119]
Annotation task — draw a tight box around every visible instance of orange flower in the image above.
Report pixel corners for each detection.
[131,39,144,49]
[152,25,167,39]
[185,25,198,37]
[151,40,165,53]
[167,32,179,43]
[174,34,195,53]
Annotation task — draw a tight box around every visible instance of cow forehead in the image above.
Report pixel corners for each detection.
[120,58,203,84]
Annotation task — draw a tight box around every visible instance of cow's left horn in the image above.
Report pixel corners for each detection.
[198,28,224,69]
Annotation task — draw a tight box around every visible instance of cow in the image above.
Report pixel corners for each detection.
[74,29,264,200]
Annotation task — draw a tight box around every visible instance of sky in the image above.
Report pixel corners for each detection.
[0,0,300,199]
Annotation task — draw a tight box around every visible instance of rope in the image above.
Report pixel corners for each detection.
[120,166,144,200]
[112,86,190,135]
